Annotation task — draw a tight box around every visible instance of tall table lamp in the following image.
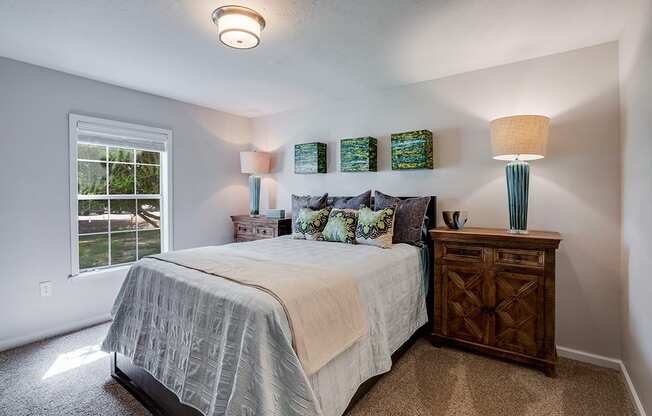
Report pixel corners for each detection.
[490,115,550,234]
[240,151,271,216]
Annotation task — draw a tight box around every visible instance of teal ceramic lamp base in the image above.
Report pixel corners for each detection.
[506,160,529,234]
[249,175,261,216]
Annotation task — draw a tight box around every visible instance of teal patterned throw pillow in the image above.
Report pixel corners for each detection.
[319,209,358,244]
[356,207,396,248]
[293,207,331,240]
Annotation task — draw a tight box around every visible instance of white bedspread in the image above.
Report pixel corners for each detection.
[102,236,427,416]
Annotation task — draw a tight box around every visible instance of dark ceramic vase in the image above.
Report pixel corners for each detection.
[442,210,468,230]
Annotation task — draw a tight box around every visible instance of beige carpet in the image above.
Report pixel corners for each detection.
[0,323,637,416]
[348,339,637,416]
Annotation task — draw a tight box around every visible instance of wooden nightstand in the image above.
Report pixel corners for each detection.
[230,215,292,242]
[429,227,562,376]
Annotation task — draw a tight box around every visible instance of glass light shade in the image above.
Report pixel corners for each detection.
[490,115,550,161]
[212,6,265,49]
[240,151,271,174]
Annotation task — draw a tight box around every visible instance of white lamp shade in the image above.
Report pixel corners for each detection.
[240,151,270,174]
[490,115,550,161]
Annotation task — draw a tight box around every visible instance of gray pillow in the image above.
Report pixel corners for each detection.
[329,190,371,209]
[291,193,329,231]
[374,191,430,245]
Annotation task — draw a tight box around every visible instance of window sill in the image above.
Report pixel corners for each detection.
[69,264,132,280]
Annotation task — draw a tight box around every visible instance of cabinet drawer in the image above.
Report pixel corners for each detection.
[443,244,484,262]
[494,248,544,268]
[234,222,254,236]
[255,225,275,238]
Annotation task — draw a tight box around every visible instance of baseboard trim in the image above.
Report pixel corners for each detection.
[557,345,621,369]
[620,361,648,416]
[0,314,111,352]
[557,345,646,416]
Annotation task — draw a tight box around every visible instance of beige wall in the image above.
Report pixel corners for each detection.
[252,43,622,358]
[620,0,652,413]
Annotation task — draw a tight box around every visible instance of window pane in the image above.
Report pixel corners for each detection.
[111,231,137,265]
[78,161,107,195]
[137,199,160,229]
[78,200,108,234]
[109,163,135,194]
[109,147,134,163]
[136,150,160,165]
[138,229,161,259]
[110,199,136,231]
[78,144,106,161]
[136,165,160,194]
[79,234,108,269]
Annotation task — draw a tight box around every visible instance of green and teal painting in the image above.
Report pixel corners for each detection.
[340,137,377,172]
[391,130,434,170]
[294,142,327,174]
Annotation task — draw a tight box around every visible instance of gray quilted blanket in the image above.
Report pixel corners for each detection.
[102,236,427,416]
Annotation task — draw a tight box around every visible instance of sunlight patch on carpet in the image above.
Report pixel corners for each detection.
[42,344,108,379]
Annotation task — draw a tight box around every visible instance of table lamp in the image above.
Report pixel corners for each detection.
[490,115,550,234]
[240,151,270,216]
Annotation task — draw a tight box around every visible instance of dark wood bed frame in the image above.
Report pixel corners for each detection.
[111,195,437,416]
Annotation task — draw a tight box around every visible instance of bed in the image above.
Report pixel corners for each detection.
[103,196,436,416]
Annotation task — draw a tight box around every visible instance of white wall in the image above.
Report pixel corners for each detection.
[252,43,622,359]
[620,0,652,413]
[0,57,251,350]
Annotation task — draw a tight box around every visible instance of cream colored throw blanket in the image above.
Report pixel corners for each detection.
[150,245,368,375]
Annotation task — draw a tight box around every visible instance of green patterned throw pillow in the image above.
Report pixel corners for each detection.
[319,208,358,244]
[293,207,331,240]
[356,207,396,248]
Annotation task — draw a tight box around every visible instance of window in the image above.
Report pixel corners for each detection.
[69,114,172,275]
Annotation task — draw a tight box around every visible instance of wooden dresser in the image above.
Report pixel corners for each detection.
[429,227,562,376]
[230,215,292,242]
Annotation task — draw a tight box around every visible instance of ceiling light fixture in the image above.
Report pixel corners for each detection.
[211,5,266,49]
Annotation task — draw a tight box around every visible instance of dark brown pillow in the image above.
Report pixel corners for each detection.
[291,193,328,231]
[329,190,371,209]
[374,191,429,245]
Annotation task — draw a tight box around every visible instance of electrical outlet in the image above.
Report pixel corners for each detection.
[39,281,52,297]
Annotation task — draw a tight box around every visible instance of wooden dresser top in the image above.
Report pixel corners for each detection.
[230,215,291,223]
[430,227,561,248]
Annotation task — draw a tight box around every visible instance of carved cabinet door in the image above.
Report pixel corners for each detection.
[493,271,545,356]
[442,265,488,344]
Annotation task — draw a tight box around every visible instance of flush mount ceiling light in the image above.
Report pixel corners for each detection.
[211,5,266,49]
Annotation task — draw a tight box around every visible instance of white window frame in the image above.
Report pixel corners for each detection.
[69,113,173,276]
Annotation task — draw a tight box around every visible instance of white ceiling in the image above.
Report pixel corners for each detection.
[0,0,630,117]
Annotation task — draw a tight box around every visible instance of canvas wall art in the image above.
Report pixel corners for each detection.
[294,142,327,174]
[390,130,433,170]
[340,137,377,172]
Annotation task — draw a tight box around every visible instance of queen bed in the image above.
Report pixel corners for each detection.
[103,196,436,416]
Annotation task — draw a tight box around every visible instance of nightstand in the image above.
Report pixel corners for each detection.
[429,227,562,376]
[230,215,292,242]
